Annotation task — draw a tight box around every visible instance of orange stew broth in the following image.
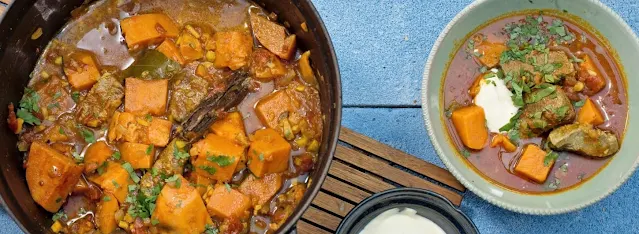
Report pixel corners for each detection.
[441,13,628,193]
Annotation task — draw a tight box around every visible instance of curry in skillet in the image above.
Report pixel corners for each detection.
[442,12,627,193]
[6,0,322,233]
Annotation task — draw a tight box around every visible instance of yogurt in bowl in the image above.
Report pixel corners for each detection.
[360,207,446,234]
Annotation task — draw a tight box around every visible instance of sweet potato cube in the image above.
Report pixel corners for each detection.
[120,13,179,49]
[25,142,83,212]
[125,78,169,116]
[107,111,172,147]
[214,31,253,70]
[250,48,287,81]
[64,52,100,90]
[210,112,248,146]
[475,41,507,68]
[152,175,212,233]
[190,134,243,182]
[88,162,134,203]
[189,173,214,196]
[119,142,154,169]
[255,90,295,130]
[514,145,554,183]
[96,193,119,234]
[157,39,185,65]
[248,128,291,177]
[451,106,488,150]
[238,173,282,206]
[490,135,517,153]
[148,117,172,147]
[577,98,605,126]
[250,14,296,60]
[206,184,251,219]
[84,141,114,173]
[178,33,203,63]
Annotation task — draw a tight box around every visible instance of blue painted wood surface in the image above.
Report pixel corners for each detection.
[0,0,638,233]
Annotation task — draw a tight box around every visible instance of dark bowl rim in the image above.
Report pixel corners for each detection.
[335,188,479,234]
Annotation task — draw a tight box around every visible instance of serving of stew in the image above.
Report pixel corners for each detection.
[442,11,627,193]
[6,0,323,233]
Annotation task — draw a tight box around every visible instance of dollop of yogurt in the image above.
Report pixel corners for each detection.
[359,208,447,234]
[474,73,519,133]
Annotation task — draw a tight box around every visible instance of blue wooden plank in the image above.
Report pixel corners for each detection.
[311,0,639,106]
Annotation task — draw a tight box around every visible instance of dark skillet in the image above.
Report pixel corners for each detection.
[0,0,341,233]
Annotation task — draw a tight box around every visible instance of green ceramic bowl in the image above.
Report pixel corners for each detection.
[421,0,639,215]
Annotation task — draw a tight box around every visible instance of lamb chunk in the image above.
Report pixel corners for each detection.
[169,73,209,122]
[76,74,124,127]
[501,51,575,83]
[518,86,575,138]
[548,123,619,157]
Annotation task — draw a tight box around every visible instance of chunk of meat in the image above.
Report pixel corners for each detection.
[250,14,296,60]
[32,76,75,118]
[548,123,619,157]
[577,98,605,125]
[190,134,244,182]
[25,142,84,212]
[107,111,172,147]
[250,48,287,81]
[475,41,507,68]
[120,13,179,49]
[501,51,575,82]
[238,173,282,207]
[518,86,575,138]
[152,175,212,233]
[450,105,488,150]
[75,74,124,127]
[514,144,553,183]
[247,128,291,177]
[206,184,252,219]
[214,31,253,70]
[168,73,209,122]
[124,78,169,116]
[63,51,101,90]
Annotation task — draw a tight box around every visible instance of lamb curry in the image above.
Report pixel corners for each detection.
[442,11,627,193]
[7,0,322,233]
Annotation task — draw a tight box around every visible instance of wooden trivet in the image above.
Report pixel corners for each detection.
[296,127,466,233]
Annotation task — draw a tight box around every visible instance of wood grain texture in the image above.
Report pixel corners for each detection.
[339,127,465,191]
[301,207,341,231]
[321,177,371,203]
[0,5,5,16]
[296,220,330,234]
[0,0,10,5]
[311,191,355,217]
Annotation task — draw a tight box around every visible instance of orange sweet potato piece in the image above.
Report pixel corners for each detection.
[189,173,214,196]
[120,13,179,49]
[190,134,244,182]
[107,111,172,147]
[248,128,291,177]
[250,48,287,81]
[84,141,114,173]
[119,142,154,169]
[25,142,84,212]
[299,51,316,85]
[157,39,185,65]
[490,135,517,153]
[214,31,253,70]
[206,184,251,219]
[514,144,554,183]
[475,41,507,68]
[577,98,605,126]
[255,90,295,130]
[88,162,134,203]
[250,14,296,60]
[96,193,119,234]
[125,78,169,116]
[210,112,248,147]
[469,73,485,98]
[178,32,203,63]
[238,173,282,206]
[152,175,212,233]
[64,51,101,90]
[451,106,488,150]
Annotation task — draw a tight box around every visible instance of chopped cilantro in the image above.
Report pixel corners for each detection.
[499,111,522,132]
[573,99,586,108]
[71,91,80,102]
[112,180,120,188]
[554,106,570,119]
[532,119,548,129]
[52,211,67,222]
[16,109,40,125]
[151,167,159,176]
[173,143,190,160]
[58,127,66,135]
[103,196,111,202]
[205,224,219,234]
[164,175,181,188]
[72,152,84,163]
[97,161,108,175]
[525,85,556,104]
[55,197,62,203]
[224,183,231,192]
[144,114,152,122]
[461,149,471,158]
[47,102,60,110]
[198,165,217,175]
[81,128,95,143]
[122,163,140,183]
[207,154,234,167]
[152,219,160,225]
[111,151,121,160]
[146,145,154,155]
[544,151,559,166]
[258,153,265,161]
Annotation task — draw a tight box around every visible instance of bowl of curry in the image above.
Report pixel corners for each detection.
[422,0,639,214]
[0,0,341,233]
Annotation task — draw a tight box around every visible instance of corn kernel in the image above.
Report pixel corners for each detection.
[574,81,584,92]
[118,221,129,230]
[196,64,208,78]
[124,213,134,223]
[291,125,300,134]
[175,140,186,149]
[295,136,308,147]
[41,71,50,79]
[307,140,320,152]
[205,51,216,62]
[295,86,305,92]
[136,118,150,126]
[54,56,63,65]
[51,221,62,233]
[185,25,201,38]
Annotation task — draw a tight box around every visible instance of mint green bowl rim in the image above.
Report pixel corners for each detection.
[421,0,639,215]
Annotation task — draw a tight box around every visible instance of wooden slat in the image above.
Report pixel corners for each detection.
[0,5,5,16]
[339,127,465,191]
[301,207,341,231]
[336,145,463,206]
[297,220,331,234]
[0,0,11,5]
[329,161,394,193]
[321,177,371,203]
[311,191,354,217]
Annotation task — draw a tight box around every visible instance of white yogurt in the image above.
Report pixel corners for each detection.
[474,72,519,133]
[359,208,447,234]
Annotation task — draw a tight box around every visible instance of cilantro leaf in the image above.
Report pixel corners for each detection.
[173,142,190,160]
[525,85,556,104]
[573,99,586,107]
[146,145,154,155]
[207,154,234,167]
[499,111,522,132]
[81,129,95,143]
[111,151,121,160]
[198,165,217,175]
[16,108,41,125]
[164,175,181,188]
[52,211,67,222]
[544,151,559,166]
[122,163,140,183]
